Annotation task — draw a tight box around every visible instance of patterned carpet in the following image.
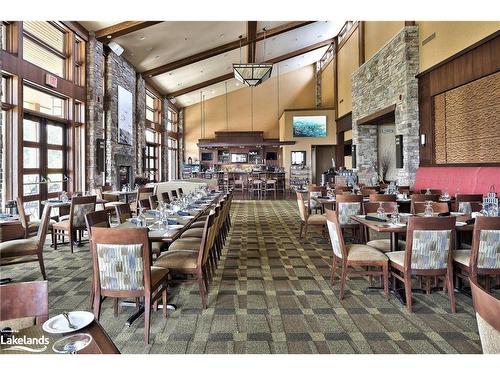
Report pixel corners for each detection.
[1,199,483,353]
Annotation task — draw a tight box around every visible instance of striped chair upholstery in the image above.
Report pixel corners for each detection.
[338,202,361,225]
[326,220,343,259]
[96,244,145,291]
[411,230,451,269]
[309,191,322,211]
[477,230,500,269]
[72,203,96,228]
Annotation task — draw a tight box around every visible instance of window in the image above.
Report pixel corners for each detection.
[73,36,85,86]
[168,137,178,181]
[167,107,178,132]
[75,101,85,123]
[146,90,161,124]
[144,129,160,182]
[1,22,11,51]
[23,85,66,118]
[23,21,67,78]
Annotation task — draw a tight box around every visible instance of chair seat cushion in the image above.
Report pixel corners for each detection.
[366,239,406,253]
[386,251,405,267]
[105,202,124,208]
[453,249,471,267]
[195,215,208,222]
[59,215,70,221]
[28,219,57,230]
[154,251,198,270]
[307,214,326,225]
[180,228,204,238]
[189,221,206,229]
[169,238,201,251]
[0,238,39,258]
[346,244,388,262]
[150,266,169,287]
[52,220,70,231]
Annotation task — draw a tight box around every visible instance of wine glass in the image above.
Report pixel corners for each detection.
[377,202,385,218]
[479,203,489,217]
[424,201,434,217]
[52,333,92,354]
[391,205,400,224]
[425,188,431,195]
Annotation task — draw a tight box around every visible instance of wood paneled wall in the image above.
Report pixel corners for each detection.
[417,31,500,166]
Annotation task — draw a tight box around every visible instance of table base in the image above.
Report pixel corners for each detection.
[120,301,177,327]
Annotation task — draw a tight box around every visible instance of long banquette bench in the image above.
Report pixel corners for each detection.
[413,167,500,195]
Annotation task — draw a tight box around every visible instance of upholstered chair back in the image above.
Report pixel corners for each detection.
[336,195,363,225]
[455,194,483,214]
[36,205,53,245]
[470,278,500,354]
[70,196,96,229]
[471,217,500,272]
[16,196,29,230]
[149,195,159,209]
[405,216,456,270]
[413,202,450,215]
[410,194,440,214]
[200,212,217,267]
[369,194,396,202]
[325,209,346,260]
[363,202,397,215]
[115,203,132,224]
[85,210,110,236]
[296,192,308,222]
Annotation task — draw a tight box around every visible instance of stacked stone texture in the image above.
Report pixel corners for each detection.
[352,26,420,186]
[0,25,3,209]
[135,74,146,177]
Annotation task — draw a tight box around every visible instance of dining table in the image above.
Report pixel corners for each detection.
[0,320,119,354]
[41,197,109,208]
[103,190,137,204]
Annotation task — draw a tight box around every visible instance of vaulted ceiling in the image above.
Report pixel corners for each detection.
[80,21,344,107]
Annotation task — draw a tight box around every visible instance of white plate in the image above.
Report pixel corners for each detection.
[177,215,194,220]
[456,221,468,226]
[389,223,406,227]
[450,212,463,216]
[42,311,94,334]
[164,225,184,233]
[399,213,412,217]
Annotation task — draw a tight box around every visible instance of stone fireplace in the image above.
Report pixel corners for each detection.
[114,154,134,189]
[352,26,420,186]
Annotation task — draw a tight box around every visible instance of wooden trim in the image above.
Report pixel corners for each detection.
[61,22,89,41]
[358,21,365,65]
[282,107,335,112]
[95,21,163,42]
[333,36,338,116]
[405,21,416,27]
[337,21,359,51]
[416,29,500,78]
[356,104,396,126]
[143,21,315,77]
[336,112,352,133]
[247,21,257,63]
[335,110,351,122]
[166,38,334,99]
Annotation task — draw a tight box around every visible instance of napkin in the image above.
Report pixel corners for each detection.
[438,212,451,216]
[167,219,178,225]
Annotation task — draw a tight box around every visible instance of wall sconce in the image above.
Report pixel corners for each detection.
[420,134,426,146]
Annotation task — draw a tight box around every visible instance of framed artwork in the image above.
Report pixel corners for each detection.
[292,115,327,137]
[118,85,133,145]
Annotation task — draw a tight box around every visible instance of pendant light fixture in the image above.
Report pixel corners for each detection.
[233,28,273,87]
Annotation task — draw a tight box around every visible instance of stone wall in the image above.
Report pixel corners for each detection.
[86,32,105,191]
[352,26,420,185]
[135,74,146,177]
[0,25,3,209]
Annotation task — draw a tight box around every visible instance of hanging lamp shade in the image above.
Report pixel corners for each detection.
[233,63,273,87]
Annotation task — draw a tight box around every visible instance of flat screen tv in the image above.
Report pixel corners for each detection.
[201,152,213,161]
[266,152,278,160]
[292,115,327,137]
[231,153,248,163]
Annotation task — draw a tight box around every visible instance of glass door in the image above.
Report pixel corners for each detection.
[22,114,67,218]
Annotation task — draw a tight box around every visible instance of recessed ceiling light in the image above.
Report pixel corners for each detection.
[219,33,224,38]
[178,83,182,86]
[224,53,228,57]
[107,35,112,39]
[168,72,173,76]
[317,34,323,38]
[130,52,134,56]
[200,70,204,73]
[210,90,215,93]
[235,83,240,86]
[146,47,153,52]
[140,36,146,40]
[155,55,160,59]
[184,37,188,41]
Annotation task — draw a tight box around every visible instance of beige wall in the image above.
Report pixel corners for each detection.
[337,26,359,117]
[417,21,500,72]
[364,21,405,61]
[184,65,316,161]
[279,109,336,181]
[320,59,335,108]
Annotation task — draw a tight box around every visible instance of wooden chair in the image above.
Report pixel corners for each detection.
[414,202,450,215]
[265,178,278,199]
[85,210,111,309]
[170,189,178,200]
[132,187,154,214]
[16,196,56,241]
[453,216,500,290]
[387,216,457,313]
[149,195,159,210]
[0,205,52,280]
[177,188,184,197]
[98,186,122,212]
[308,186,326,214]
[369,194,396,202]
[91,227,169,343]
[138,198,151,211]
[420,189,443,195]
[0,281,48,330]
[52,196,96,253]
[115,203,133,224]
[455,194,484,213]
[325,209,388,299]
[470,277,500,353]
[250,178,264,199]
[335,186,353,194]
[296,192,326,240]
[410,194,440,214]
[398,186,411,194]
[161,192,171,204]
[335,194,364,242]
[363,202,406,252]
[234,176,245,192]
[361,187,380,197]
[154,212,217,309]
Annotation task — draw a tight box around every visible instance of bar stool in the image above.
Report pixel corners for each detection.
[265,178,277,199]
[250,178,264,199]
[234,175,245,192]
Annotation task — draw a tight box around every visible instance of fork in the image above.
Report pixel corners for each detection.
[62,312,77,330]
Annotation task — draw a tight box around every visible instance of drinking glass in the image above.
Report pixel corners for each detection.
[425,188,431,195]
[391,205,400,224]
[52,333,92,354]
[377,202,385,218]
[479,203,489,217]
[424,201,434,217]
[488,203,499,217]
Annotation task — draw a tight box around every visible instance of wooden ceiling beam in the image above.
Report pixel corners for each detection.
[95,21,163,42]
[247,21,258,63]
[166,37,335,99]
[143,21,316,77]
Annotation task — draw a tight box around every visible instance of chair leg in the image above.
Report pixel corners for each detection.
[446,270,456,313]
[299,222,303,239]
[93,291,102,320]
[53,229,58,250]
[144,294,151,344]
[383,263,389,299]
[331,257,337,285]
[113,298,119,317]
[70,230,74,253]
[197,271,207,309]
[303,223,308,240]
[339,262,348,300]
[404,274,413,313]
[162,284,168,318]
[38,253,47,280]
